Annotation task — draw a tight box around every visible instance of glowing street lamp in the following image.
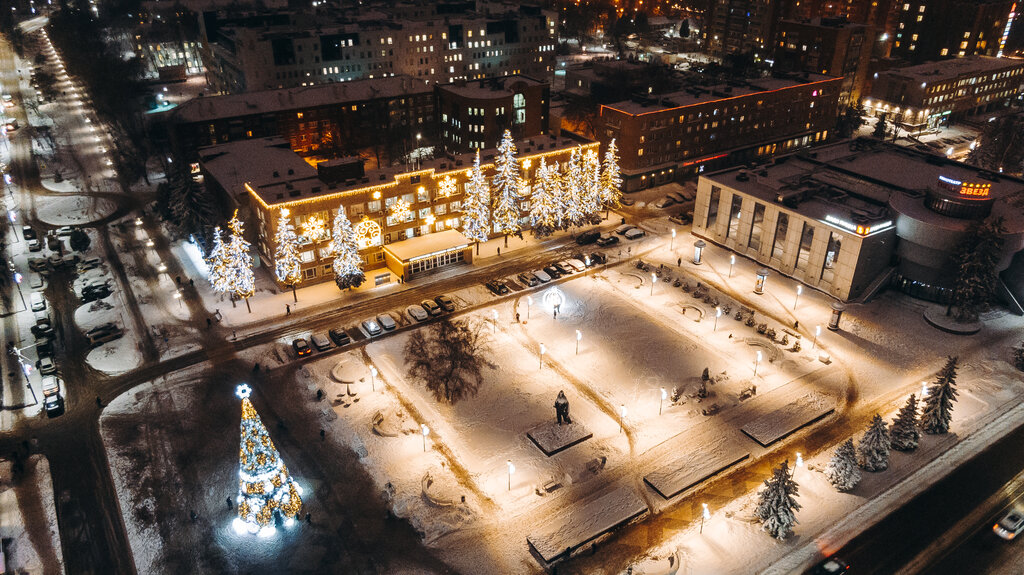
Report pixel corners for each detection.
[526,295,533,320]
[754,350,762,377]
[714,306,721,332]
[539,343,546,369]
[421,424,430,452]
[619,404,627,433]
[650,272,657,296]
[507,459,515,491]
[794,285,803,310]
[730,254,736,277]
[370,365,378,392]
[670,227,677,250]
[660,387,667,415]
[491,309,499,333]
[921,381,928,398]
[796,452,804,469]
[173,290,182,309]
[575,329,582,355]
[812,325,821,350]
[700,503,710,533]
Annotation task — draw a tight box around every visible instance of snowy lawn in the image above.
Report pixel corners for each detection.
[0,456,64,574]
[35,194,117,225]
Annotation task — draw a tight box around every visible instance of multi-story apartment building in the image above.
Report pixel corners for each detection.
[692,138,1024,305]
[164,75,436,165]
[201,4,557,94]
[889,0,1016,63]
[596,74,842,191]
[775,17,874,105]
[435,75,550,153]
[865,55,1024,129]
[199,135,598,287]
[785,0,894,27]
[703,0,781,59]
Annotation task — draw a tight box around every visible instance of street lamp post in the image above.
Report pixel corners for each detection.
[421,424,430,452]
[921,381,928,398]
[670,228,676,250]
[526,296,533,320]
[13,271,25,309]
[701,503,710,533]
[754,350,762,377]
[575,330,582,355]
[370,365,378,392]
[812,325,821,350]
[650,272,657,296]
[507,459,515,491]
[539,343,546,369]
[660,387,666,415]
[729,254,736,278]
[714,306,721,332]
[794,285,802,310]
[619,404,627,433]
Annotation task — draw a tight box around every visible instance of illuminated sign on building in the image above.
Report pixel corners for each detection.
[937,175,991,197]
[825,215,893,236]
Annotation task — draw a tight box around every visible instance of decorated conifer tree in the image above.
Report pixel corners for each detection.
[273,208,302,302]
[233,384,303,536]
[330,205,364,290]
[755,460,801,540]
[857,413,891,471]
[562,147,587,230]
[599,139,623,217]
[890,394,921,451]
[529,157,561,238]
[461,150,491,254]
[223,211,255,313]
[582,148,603,215]
[921,356,959,434]
[824,438,861,491]
[491,130,522,246]
[206,225,229,291]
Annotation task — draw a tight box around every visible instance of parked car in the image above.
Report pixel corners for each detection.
[47,253,64,268]
[30,292,46,312]
[35,336,53,356]
[38,355,56,375]
[81,283,111,302]
[434,294,456,312]
[407,304,429,322]
[292,338,312,357]
[554,261,574,275]
[667,191,689,203]
[61,254,79,268]
[589,252,607,265]
[542,265,562,279]
[55,226,74,237]
[421,299,442,316]
[576,229,601,245]
[361,319,382,337]
[565,259,587,272]
[624,228,646,240]
[309,333,330,351]
[41,374,61,397]
[615,224,637,235]
[29,274,43,289]
[5,118,18,131]
[28,258,48,272]
[329,328,351,346]
[484,280,509,295]
[77,257,102,273]
[27,238,41,252]
[619,196,636,206]
[654,196,676,209]
[596,235,619,247]
[44,394,65,418]
[31,320,53,338]
[517,272,539,287]
[1,94,13,107]
[22,226,36,240]
[89,327,124,347]
[994,509,1024,540]
[809,556,850,574]
[377,314,397,331]
[532,269,552,283]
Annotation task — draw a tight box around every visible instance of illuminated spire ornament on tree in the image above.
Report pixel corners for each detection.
[599,139,623,217]
[529,157,561,239]
[330,205,365,291]
[460,150,491,254]
[491,129,522,247]
[233,384,303,537]
[273,208,302,302]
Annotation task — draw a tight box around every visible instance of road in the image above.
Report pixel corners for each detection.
[828,417,1024,574]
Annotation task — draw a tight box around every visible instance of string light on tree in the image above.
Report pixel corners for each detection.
[460,151,491,254]
[330,204,365,290]
[491,130,523,247]
[220,211,255,313]
[599,139,623,217]
[232,384,303,537]
[273,208,302,302]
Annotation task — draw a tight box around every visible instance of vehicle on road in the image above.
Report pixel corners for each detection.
[42,374,61,397]
[377,314,397,331]
[994,509,1024,540]
[30,292,46,312]
[44,394,65,418]
[407,305,429,322]
[329,328,351,346]
[809,556,849,574]
[434,295,456,312]
[615,224,637,235]
[310,334,332,351]
[532,269,552,283]
[576,229,601,245]
[292,338,312,357]
[27,238,41,252]
[484,280,510,295]
[624,228,646,240]
[38,356,56,375]
[421,299,442,316]
[596,235,619,247]
[517,272,539,287]
[361,319,382,337]
[22,226,36,240]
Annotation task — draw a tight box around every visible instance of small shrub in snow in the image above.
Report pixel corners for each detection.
[745,316,756,327]
[756,323,768,334]
[734,311,743,321]
[670,386,683,403]
[755,460,800,540]
[792,340,801,352]
[824,439,861,491]
[890,394,920,451]
[766,327,776,340]
[857,414,891,472]
[780,334,789,346]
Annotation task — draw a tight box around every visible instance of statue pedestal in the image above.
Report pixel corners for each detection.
[527,421,593,456]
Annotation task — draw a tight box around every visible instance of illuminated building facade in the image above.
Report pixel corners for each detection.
[435,75,550,153]
[774,17,874,105]
[199,136,597,287]
[596,75,841,191]
[693,138,1024,304]
[889,0,1015,63]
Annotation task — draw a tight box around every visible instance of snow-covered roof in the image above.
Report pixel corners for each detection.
[879,55,1024,83]
[436,75,545,100]
[383,229,471,262]
[172,76,432,124]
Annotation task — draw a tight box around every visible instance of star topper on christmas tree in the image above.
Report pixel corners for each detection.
[232,384,303,537]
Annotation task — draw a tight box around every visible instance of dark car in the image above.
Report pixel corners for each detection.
[596,235,619,247]
[44,394,65,418]
[22,226,37,240]
[809,556,850,575]
[421,299,442,316]
[576,229,601,245]
[589,252,607,265]
[81,284,111,303]
[517,272,539,287]
[484,280,509,295]
[542,265,562,279]
[552,262,573,276]
[434,295,456,312]
[329,328,351,346]
[292,338,312,357]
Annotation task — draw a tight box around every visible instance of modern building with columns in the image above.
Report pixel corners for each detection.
[692,138,1024,305]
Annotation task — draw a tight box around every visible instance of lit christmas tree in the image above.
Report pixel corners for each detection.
[562,147,586,230]
[273,208,302,302]
[529,157,561,238]
[330,205,365,290]
[206,226,228,290]
[599,139,623,217]
[491,129,522,246]
[223,211,255,313]
[460,150,491,254]
[582,148,602,215]
[233,384,303,537]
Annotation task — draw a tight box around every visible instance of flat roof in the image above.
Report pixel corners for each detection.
[383,229,470,261]
[200,137,319,194]
[172,75,431,124]
[436,75,545,99]
[880,56,1024,82]
[602,75,837,116]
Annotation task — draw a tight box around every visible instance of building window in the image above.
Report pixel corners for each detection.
[706,186,721,229]
[726,195,743,239]
[821,231,842,283]
[748,203,765,252]
[513,93,526,125]
[796,222,814,271]
[771,213,788,260]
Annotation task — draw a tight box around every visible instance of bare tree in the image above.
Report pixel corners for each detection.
[404,318,495,404]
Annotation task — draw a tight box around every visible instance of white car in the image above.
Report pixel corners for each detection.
[624,228,646,240]
[994,509,1024,540]
[654,196,676,209]
[406,305,429,322]
[361,319,382,337]
[376,314,397,331]
[38,356,56,375]
[565,259,587,273]
[533,269,552,283]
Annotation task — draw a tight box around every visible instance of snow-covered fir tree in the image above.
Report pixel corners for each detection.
[890,394,921,451]
[824,439,861,492]
[491,130,522,246]
[755,460,801,540]
[529,157,561,238]
[582,148,603,215]
[273,208,302,298]
[330,205,364,290]
[206,225,229,291]
[460,150,491,253]
[223,211,255,312]
[599,139,623,215]
[921,356,959,434]
[562,147,587,229]
[857,413,891,472]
